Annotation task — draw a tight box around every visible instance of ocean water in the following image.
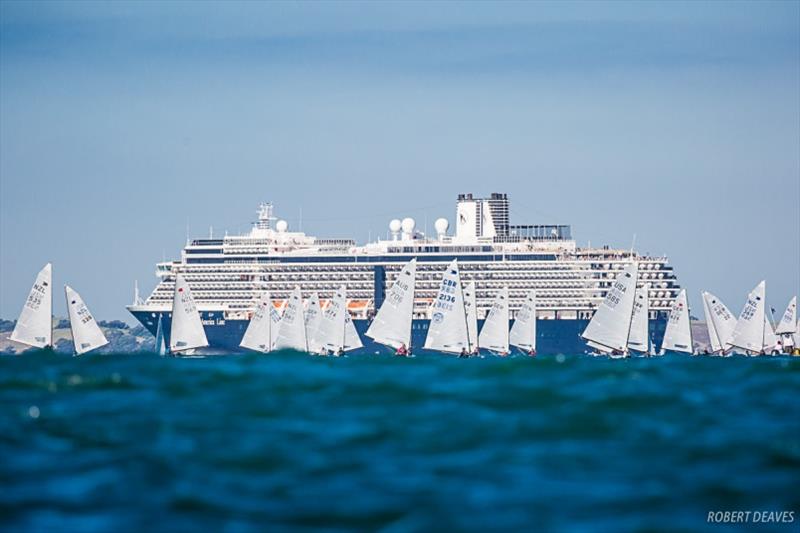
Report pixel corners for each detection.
[1,352,798,532]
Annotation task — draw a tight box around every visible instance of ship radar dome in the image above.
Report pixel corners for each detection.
[401,217,416,234]
[434,218,449,235]
[389,219,402,233]
[276,220,288,232]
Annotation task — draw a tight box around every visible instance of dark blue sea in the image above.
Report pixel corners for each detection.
[1,352,798,532]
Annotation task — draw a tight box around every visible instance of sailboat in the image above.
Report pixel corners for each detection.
[10,263,53,351]
[240,291,282,353]
[169,274,209,354]
[581,263,639,357]
[304,292,324,353]
[423,259,470,354]
[154,315,167,355]
[478,287,510,355]
[701,292,736,356]
[660,288,693,354]
[313,285,363,354]
[775,296,797,351]
[65,285,109,355]
[726,280,766,356]
[365,258,416,352]
[763,310,779,355]
[793,321,800,355]
[272,286,308,352]
[343,310,363,353]
[463,281,479,353]
[509,289,537,355]
[627,284,650,355]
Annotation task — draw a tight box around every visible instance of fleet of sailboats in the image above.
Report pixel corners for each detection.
[9,263,109,356]
[5,262,799,358]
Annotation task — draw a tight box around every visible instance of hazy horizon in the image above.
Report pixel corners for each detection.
[1,0,798,322]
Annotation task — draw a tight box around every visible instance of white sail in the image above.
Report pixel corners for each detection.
[581,263,639,353]
[661,289,693,354]
[304,292,324,353]
[10,263,53,349]
[314,286,347,353]
[169,274,209,353]
[478,287,510,354]
[65,285,109,355]
[726,281,766,354]
[365,259,416,349]
[763,311,779,353]
[314,285,363,353]
[627,284,649,353]
[702,292,737,353]
[240,291,281,353]
[701,292,722,353]
[272,286,308,352]
[155,314,167,356]
[424,260,469,354]
[509,289,537,352]
[344,311,363,352]
[775,296,797,334]
[793,321,800,350]
[463,281,479,352]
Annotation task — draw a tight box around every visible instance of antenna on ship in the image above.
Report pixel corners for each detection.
[256,203,276,230]
[133,280,144,306]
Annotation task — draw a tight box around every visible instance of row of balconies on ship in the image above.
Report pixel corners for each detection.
[154,275,608,286]
[145,286,681,309]
[147,277,679,293]
[160,258,672,273]
[157,268,676,282]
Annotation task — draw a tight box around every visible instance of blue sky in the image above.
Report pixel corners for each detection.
[1,0,798,321]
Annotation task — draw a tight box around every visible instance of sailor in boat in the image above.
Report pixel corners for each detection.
[459,347,469,358]
[396,343,408,357]
[336,347,345,357]
[471,346,480,357]
[527,348,537,357]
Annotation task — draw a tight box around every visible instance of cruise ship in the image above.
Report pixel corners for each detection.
[127,193,682,354]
